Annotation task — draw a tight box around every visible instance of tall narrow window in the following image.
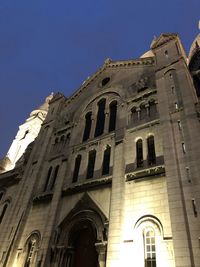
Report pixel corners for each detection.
[94,99,106,137]
[24,235,39,267]
[131,107,138,123]
[136,139,143,168]
[72,155,82,183]
[144,228,156,267]
[108,101,117,132]
[149,101,157,118]
[50,165,59,190]
[44,167,52,191]
[0,202,8,224]
[102,146,111,175]
[140,104,146,120]
[86,150,96,179]
[83,112,92,142]
[147,136,156,165]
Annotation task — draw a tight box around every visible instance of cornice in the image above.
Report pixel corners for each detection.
[64,57,155,106]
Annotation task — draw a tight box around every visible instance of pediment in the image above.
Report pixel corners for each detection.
[151,33,178,49]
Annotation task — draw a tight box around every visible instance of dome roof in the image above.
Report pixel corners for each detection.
[188,33,200,64]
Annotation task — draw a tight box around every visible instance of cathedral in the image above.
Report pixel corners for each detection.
[0,31,200,267]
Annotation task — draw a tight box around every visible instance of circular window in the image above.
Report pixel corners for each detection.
[101,77,110,87]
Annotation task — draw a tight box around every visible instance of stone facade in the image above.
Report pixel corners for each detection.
[0,32,200,267]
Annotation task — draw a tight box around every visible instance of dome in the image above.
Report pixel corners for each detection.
[188,33,200,64]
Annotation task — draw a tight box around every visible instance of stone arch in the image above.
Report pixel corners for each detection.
[134,215,163,237]
[51,193,108,267]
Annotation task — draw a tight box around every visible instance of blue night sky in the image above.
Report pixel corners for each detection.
[0,0,199,158]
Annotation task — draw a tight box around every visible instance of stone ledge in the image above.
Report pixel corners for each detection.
[62,176,112,196]
[33,191,53,204]
[126,165,165,182]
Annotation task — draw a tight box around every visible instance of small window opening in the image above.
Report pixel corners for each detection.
[185,167,191,183]
[182,142,186,154]
[131,107,138,122]
[21,130,29,140]
[86,150,96,179]
[136,139,143,168]
[164,50,168,58]
[177,120,182,130]
[102,146,111,175]
[101,77,110,87]
[171,86,175,94]
[192,199,198,217]
[72,155,82,183]
[175,102,178,110]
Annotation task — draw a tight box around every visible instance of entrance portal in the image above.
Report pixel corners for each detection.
[71,222,98,267]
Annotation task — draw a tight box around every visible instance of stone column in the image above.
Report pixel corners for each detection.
[95,242,107,267]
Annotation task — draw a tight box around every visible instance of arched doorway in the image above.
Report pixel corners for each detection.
[70,221,99,267]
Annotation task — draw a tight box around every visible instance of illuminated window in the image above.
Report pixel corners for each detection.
[86,150,96,179]
[72,155,82,183]
[44,167,52,191]
[108,101,117,132]
[147,136,156,165]
[136,139,143,168]
[144,228,157,267]
[95,99,106,137]
[24,234,39,267]
[102,146,111,175]
[83,112,92,142]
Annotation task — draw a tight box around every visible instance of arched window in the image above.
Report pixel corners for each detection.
[83,112,92,142]
[86,150,96,179]
[0,202,9,224]
[136,139,143,168]
[66,133,71,144]
[50,165,59,190]
[44,167,52,191]
[23,234,40,267]
[140,104,146,120]
[72,155,82,183]
[149,101,157,118]
[147,136,156,165]
[102,146,111,175]
[131,107,138,123]
[94,99,106,137]
[108,101,117,132]
[60,135,65,142]
[144,228,157,267]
